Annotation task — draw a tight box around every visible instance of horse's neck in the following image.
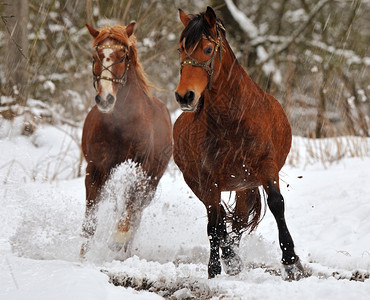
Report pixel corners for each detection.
[114,68,150,117]
[210,36,270,116]
[204,53,251,119]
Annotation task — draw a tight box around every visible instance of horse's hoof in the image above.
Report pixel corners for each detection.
[108,230,132,252]
[114,230,132,244]
[80,241,89,260]
[108,241,124,252]
[282,257,305,281]
[222,253,243,276]
[208,260,222,279]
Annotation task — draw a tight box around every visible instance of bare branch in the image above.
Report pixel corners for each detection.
[256,0,332,66]
[1,15,28,61]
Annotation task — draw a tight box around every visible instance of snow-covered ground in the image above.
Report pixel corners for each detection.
[1,121,370,299]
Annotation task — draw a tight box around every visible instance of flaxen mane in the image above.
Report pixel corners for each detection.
[93,24,152,97]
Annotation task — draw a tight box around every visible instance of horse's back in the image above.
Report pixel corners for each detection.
[242,78,292,170]
[259,91,292,170]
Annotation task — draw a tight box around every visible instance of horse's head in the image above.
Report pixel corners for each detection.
[86,23,135,113]
[175,7,224,112]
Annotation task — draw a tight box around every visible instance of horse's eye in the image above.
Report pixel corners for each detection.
[119,56,125,63]
[204,46,213,55]
[177,48,182,54]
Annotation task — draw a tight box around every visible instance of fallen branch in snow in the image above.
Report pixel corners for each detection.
[101,269,217,299]
[101,262,369,299]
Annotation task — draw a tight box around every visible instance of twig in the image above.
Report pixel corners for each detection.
[1,15,28,61]
[6,257,19,290]
[256,0,332,66]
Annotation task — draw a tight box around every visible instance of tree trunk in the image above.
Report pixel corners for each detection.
[5,0,29,106]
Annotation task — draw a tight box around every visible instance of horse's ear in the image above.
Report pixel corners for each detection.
[86,24,99,38]
[205,6,217,30]
[179,9,190,27]
[126,22,136,38]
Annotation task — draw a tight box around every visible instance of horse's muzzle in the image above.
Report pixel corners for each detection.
[95,93,116,113]
[175,91,197,111]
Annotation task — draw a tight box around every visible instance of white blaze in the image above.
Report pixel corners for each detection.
[101,43,114,98]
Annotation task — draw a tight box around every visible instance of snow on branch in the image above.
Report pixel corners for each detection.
[306,40,370,66]
[226,0,333,66]
[250,35,290,48]
[255,0,332,65]
[224,0,258,39]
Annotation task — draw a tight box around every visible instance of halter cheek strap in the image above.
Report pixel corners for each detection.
[180,26,223,90]
[92,44,130,90]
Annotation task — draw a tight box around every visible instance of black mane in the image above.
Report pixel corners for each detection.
[180,12,225,50]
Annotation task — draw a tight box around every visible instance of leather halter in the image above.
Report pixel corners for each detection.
[92,44,129,90]
[180,25,223,90]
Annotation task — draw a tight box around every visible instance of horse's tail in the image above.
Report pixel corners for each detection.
[224,188,265,235]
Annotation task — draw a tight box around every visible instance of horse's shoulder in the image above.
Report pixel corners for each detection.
[83,105,99,123]
[149,97,170,117]
[174,112,192,133]
[150,96,164,107]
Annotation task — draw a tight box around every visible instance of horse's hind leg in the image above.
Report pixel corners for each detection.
[219,204,243,276]
[219,189,261,276]
[265,179,304,280]
[232,189,261,245]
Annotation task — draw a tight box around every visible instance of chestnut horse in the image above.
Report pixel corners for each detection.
[173,7,304,280]
[81,23,172,256]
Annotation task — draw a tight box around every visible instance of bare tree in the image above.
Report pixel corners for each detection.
[223,0,369,137]
[3,0,29,107]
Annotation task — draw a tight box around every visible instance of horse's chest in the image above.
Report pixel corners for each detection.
[175,116,262,189]
[86,123,149,167]
[201,129,261,189]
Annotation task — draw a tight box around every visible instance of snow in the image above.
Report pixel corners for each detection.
[308,40,370,66]
[1,121,370,299]
[224,0,258,39]
[42,80,56,94]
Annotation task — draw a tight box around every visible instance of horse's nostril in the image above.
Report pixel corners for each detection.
[184,90,195,103]
[175,92,183,103]
[107,94,115,104]
[95,94,101,104]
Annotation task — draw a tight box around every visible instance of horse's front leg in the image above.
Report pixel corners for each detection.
[184,174,242,278]
[265,179,304,280]
[206,199,224,278]
[80,163,106,258]
[113,181,156,253]
[219,204,243,276]
[112,203,135,253]
[184,175,225,278]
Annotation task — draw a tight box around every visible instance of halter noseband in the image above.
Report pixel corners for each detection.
[180,24,223,90]
[92,44,130,90]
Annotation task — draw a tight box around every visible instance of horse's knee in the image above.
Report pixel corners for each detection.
[267,190,285,217]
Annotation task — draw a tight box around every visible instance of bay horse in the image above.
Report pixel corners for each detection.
[173,7,304,280]
[81,23,172,257]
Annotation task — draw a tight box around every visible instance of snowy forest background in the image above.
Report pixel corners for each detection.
[1,0,369,140]
[1,1,370,299]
